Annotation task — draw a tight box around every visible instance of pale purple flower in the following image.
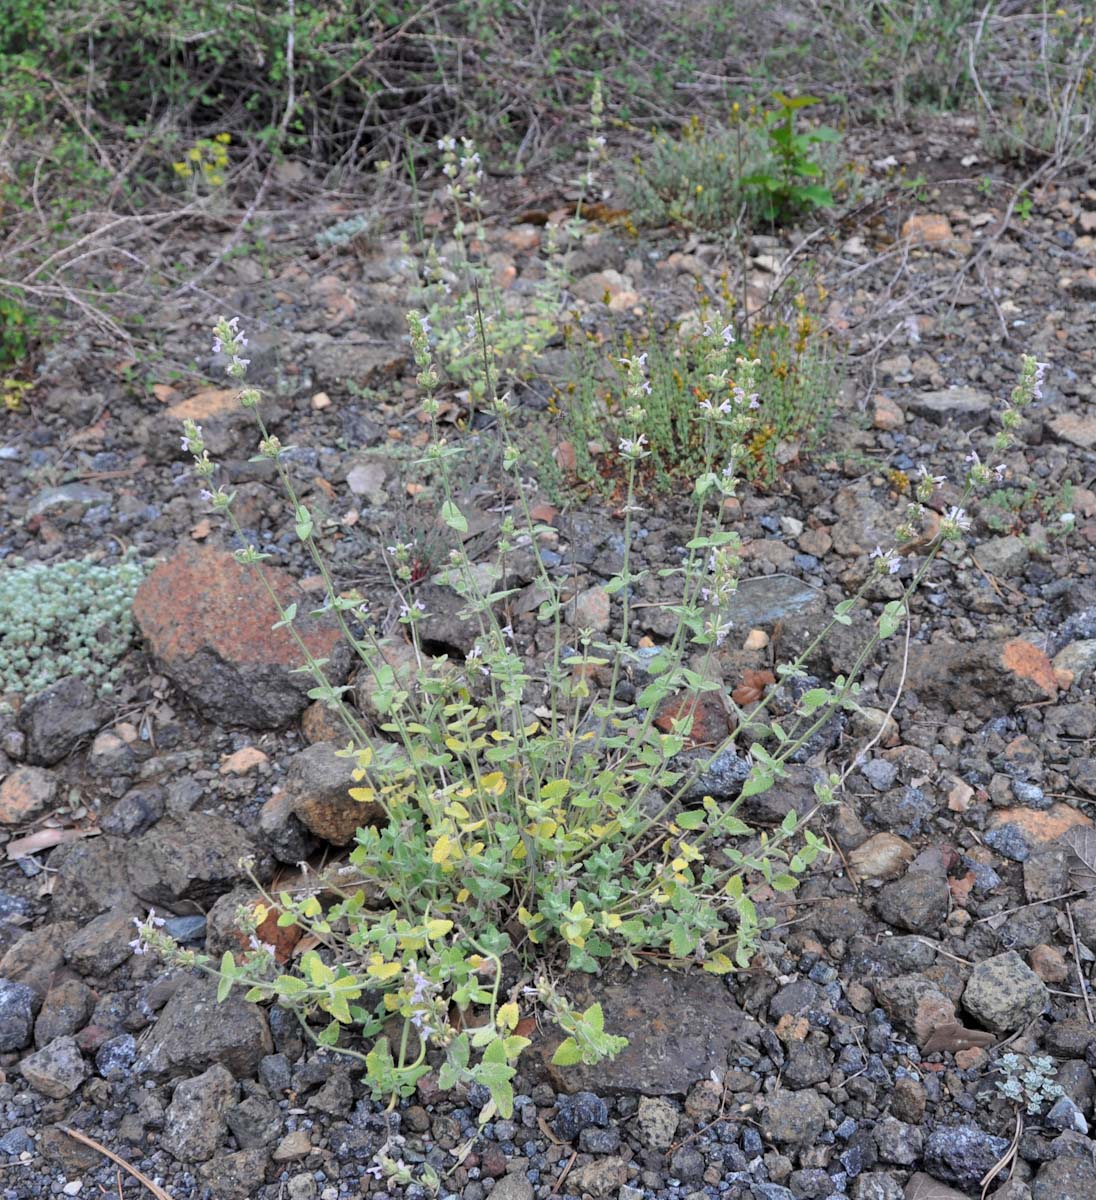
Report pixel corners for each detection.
[944,506,971,531]
[721,324,735,346]
[993,463,1006,481]
[917,464,945,487]
[870,545,902,574]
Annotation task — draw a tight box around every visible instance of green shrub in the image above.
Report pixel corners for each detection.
[619,95,842,232]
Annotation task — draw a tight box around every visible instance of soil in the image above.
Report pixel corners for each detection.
[1,107,1096,1200]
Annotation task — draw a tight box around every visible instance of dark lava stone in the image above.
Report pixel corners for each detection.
[552,1090,608,1141]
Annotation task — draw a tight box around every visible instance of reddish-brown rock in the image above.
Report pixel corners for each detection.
[132,544,350,729]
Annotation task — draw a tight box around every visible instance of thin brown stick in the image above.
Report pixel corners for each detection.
[550,1150,578,1198]
[975,890,1086,922]
[1065,901,1094,1023]
[57,1126,175,1200]
[980,1107,1022,1200]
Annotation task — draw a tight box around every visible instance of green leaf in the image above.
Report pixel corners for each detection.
[740,768,774,799]
[441,500,468,533]
[676,810,706,830]
[273,974,310,997]
[294,506,313,542]
[879,601,906,640]
[798,687,831,715]
[781,810,799,835]
[551,1037,584,1066]
[771,873,800,892]
[583,1002,605,1034]
[216,951,235,1002]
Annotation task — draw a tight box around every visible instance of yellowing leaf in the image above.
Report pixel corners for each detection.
[497,1002,519,1031]
[425,919,454,938]
[457,888,470,903]
[432,834,453,864]
[481,771,506,796]
[368,960,403,981]
[349,787,375,803]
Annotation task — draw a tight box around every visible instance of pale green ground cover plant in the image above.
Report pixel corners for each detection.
[0,551,146,697]
[994,1053,1063,1116]
[136,230,1045,1186]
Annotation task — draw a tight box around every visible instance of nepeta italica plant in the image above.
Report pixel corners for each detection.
[995,1053,1063,1115]
[0,551,146,697]
[414,136,559,401]
[140,305,1043,1126]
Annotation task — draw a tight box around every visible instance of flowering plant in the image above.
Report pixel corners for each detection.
[139,235,1043,1135]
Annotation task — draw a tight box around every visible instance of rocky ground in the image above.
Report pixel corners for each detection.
[1,111,1096,1200]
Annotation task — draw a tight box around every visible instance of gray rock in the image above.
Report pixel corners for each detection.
[1032,1146,1096,1200]
[924,1125,1010,1191]
[0,978,37,1051]
[96,1034,137,1080]
[164,1063,238,1163]
[783,1041,834,1089]
[34,977,94,1045]
[1046,1095,1088,1135]
[568,1156,628,1198]
[721,574,825,629]
[307,333,407,392]
[64,905,139,976]
[197,1147,270,1199]
[25,483,111,524]
[49,836,135,921]
[100,785,165,837]
[18,676,103,765]
[488,1176,534,1200]
[669,1144,705,1182]
[307,1069,354,1117]
[136,974,273,1081]
[760,1089,830,1147]
[874,1116,923,1165]
[830,486,902,558]
[876,871,949,935]
[635,1096,680,1150]
[905,386,993,428]
[963,951,1049,1032]
[19,1034,88,1098]
[579,1126,620,1153]
[542,966,760,1095]
[125,813,261,909]
[851,1175,903,1200]
[975,536,1030,578]
[862,759,898,791]
[901,1174,970,1200]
